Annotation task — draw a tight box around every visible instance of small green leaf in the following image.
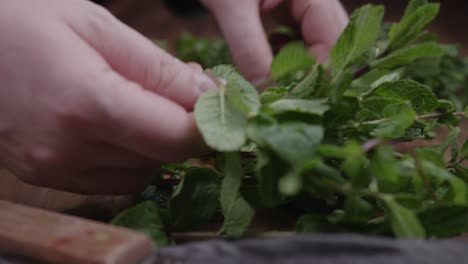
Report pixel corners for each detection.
[341,141,369,188]
[372,146,402,193]
[271,41,315,81]
[269,99,329,116]
[388,2,440,50]
[255,148,288,207]
[372,103,417,139]
[372,42,445,69]
[289,65,322,98]
[419,204,468,237]
[331,5,385,75]
[460,140,468,162]
[112,201,171,246]
[364,80,438,114]
[169,167,220,231]
[381,196,426,239]
[194,65,260,152]
[344,193,374,223]
[249,121,324,166]
[219,152,254,238]
[417,148,468,204]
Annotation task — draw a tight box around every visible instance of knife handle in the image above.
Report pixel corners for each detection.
[0,201,154,264]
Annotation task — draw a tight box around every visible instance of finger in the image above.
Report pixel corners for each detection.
[202,0,272,83]
[74,141,158,168]
[43,168,156,195]
[66,3,216,111]
[85,71,208,163]
[46,17,208,163]
[186,62,204,73]
[261,0,284,11]
[290,0,348,62]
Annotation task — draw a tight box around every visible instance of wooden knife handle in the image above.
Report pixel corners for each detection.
[0,200,154,264]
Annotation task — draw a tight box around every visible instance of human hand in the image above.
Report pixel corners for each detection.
[0,0,215,194]
[201,0,348,83]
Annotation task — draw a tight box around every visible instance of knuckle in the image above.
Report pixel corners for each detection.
[25,146,64,170]
[153,53,183,93]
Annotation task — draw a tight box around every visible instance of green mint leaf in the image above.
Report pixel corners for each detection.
[112,201,171,246]
[169,167,221,231]
[214,65,260,115]
[403,0,429,16]
[388,2,440,51]
[344,193,374,223]
[269,99,329,116]
[341,141,369,188]
[219,152,254,238]
[372,42,445,69]
[417,148,468,204]
[371,146,402,193]
[381,196,426,239]
[364,80,438,114]
[194,65,259,151]
[260,86,290,105]
[271,41,315,81]
[249,121,324,167]
[372,103,417,139]
[460,140,468,162]
[331,5,384,76]
[419,204,468,237]
[288,65,322,98]
[255,148,288,207]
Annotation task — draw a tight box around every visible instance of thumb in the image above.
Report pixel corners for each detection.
[68,3,216,111]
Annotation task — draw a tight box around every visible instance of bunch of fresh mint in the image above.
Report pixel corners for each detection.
[112,0,468,246]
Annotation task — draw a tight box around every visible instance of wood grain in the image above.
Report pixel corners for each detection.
[0,201,154,264]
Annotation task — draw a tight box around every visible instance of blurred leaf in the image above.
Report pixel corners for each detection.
[169,167,220,231]
[381,196,426,239]
[112,201,171,246]
[331,5,385,76]
[271,41,315,81]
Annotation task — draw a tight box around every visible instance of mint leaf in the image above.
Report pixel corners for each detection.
[289,65,322,98]
[331,5,385,76]
[388,2,440,51]
[255,148,288,207]
[271,41,315,81]
[372,42,445,69]
[460,140,468,162]
[219,152,254,238]
[112,201,171,246]
[417,148,468,204]
[169,167,220,231]
[194,65,259,151]
[249,122,324,166]
[419,204,468,237]
[372,146,402,193]
[381,196,426,239]
[269,99,329,116]
[364,80,438,114]
[372,103,417,139]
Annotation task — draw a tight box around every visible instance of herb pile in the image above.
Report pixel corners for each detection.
[112,0,468,245]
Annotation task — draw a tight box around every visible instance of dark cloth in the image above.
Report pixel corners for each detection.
[156,234,468,264]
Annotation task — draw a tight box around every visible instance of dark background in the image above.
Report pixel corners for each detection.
[100,0,468,55]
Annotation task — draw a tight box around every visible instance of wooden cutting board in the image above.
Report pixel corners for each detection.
[0,201,156,264]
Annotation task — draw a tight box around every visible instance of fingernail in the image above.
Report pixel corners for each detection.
[194,73,217,94]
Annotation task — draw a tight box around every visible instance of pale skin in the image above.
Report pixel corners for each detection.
[0,0,348,194]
